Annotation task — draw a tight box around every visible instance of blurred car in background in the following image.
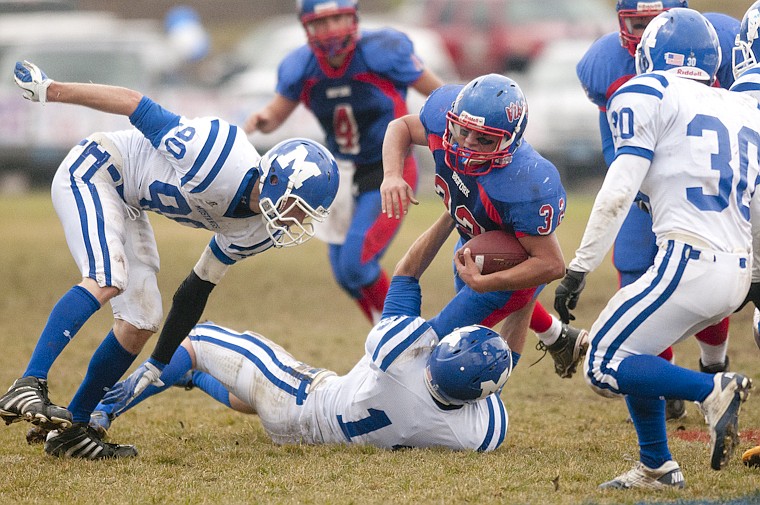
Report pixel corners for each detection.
[400,0,615,79]
[519,38,605,185]
[0,0,74,12]
[0,10,219,185]
[217,14,462,153]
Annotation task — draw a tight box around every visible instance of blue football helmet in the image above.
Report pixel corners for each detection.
[733,1,760,79]
[635,8,721,85]
[257,138,339,248]
[297,0,359,59]
[443,74,528,177]
[424,325,513,406]
[616,0,688,56]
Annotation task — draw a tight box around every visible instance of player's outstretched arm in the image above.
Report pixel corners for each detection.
[394,211,455,279]
[14,60,143,116]
[243,94,298,134]
[411,68,444,97]
[381,115,426,218]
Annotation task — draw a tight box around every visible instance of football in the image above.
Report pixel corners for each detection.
[457,230,528,274]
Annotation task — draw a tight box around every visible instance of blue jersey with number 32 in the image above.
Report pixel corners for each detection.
[419,85,566,240]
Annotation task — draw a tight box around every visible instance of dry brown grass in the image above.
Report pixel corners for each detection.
[0,191,758,505]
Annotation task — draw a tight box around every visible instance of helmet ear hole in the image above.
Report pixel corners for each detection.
[269,174,279,185]
[425,325,512,406]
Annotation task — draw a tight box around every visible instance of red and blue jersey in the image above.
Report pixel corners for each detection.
[419,85,566,242]
[578,13,738,112]
[276,27,424,165]
[575,12,738,278]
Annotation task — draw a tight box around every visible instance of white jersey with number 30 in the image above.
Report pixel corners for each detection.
[607,71,760,252]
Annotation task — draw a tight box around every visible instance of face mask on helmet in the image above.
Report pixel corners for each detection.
[634,8,721,86]
[298,0,359,59]
[442,74,528,177]
[733,1,760,80]
[257,138,339,247]
[424,325,513,407]
[616,0,688,57]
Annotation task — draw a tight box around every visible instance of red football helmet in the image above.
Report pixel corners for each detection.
[298,0,359,59]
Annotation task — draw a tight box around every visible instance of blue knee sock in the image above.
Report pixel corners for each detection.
[191,371,232,408]
[110,346,195,418]
[24,286,101,379]
[616,354,715,402]
[68,330,137,423]
[626,395,671,468]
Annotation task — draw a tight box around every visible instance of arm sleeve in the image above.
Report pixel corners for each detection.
[568,154,650,273]
[128,96,181,148]
[150,270,216,364]
[381,276,422,319]
[599,111,616,167]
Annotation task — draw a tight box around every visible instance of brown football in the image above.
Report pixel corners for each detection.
[457,230,529,274]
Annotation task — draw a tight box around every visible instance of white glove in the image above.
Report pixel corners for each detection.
[13,60,53,103]
[101,359,166,414]
[130,360,165,400]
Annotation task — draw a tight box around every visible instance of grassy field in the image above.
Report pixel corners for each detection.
[0,190,759,504]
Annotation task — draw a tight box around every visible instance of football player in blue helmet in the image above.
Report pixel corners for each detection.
[0,60,341,459]
[258,138,339,247]
[425,325,512,406]
[617,0,689,56]
[245,0,443,325]
[381,73,583,385]
[577,2,738,424]
[635,8,721,85]
[732,0,760,80]
[442,74,527,176]
[557,6,757,487]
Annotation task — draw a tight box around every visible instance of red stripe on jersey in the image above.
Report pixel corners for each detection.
[300,78,319,109]
[477,183,504,228]
[481,287,537,327]
[428,134,444,152]
[603,74,634,112]
[354,72,409,118]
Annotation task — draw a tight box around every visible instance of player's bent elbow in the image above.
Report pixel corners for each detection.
[544,259,566,283]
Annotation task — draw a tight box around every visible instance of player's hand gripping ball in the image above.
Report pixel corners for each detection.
[457,230,528,274]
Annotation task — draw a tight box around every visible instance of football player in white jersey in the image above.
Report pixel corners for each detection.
[730,0,760,470]
[86,227,512,452]
[554,9,757,489]
[0,61,339,459]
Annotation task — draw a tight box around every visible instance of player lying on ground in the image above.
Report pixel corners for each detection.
[88,225,513,451]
